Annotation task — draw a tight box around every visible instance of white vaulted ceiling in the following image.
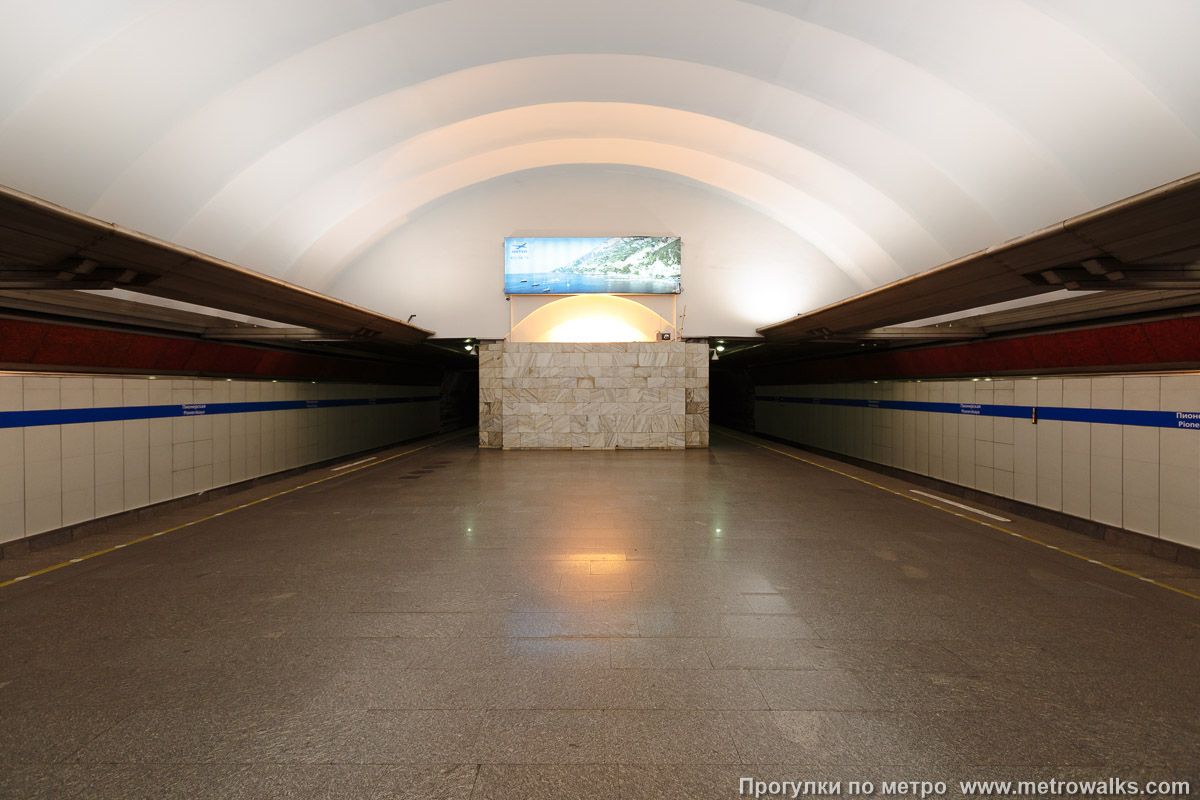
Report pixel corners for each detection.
[2,0,1199,336]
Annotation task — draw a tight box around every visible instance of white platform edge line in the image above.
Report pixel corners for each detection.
[332,456,377,471]
[909,490,1012,521]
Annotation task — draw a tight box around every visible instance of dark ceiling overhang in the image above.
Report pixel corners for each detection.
[757,171,1200,345]
[0,183,440,357]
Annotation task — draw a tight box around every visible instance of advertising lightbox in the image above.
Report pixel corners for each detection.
[504,237,681,295]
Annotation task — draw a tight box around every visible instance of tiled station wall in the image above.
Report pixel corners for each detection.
[755,374,1200,551]
[0,375,440,545]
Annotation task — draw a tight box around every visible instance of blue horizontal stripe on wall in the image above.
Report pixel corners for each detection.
[754,396,1200,431]
[0,396,440,429]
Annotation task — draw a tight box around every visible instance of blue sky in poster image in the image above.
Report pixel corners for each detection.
[504,237,611,274]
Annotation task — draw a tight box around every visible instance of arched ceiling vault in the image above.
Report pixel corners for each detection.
[2,0,1199,336]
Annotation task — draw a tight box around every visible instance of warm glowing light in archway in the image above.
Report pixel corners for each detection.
[543,316,648,342]
[510,294,672,342]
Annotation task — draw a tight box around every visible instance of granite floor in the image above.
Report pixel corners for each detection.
[1,429,1198,798]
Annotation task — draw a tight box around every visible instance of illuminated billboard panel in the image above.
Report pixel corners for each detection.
[504,237,681,294]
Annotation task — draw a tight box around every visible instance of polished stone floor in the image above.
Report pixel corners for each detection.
[1,429,1198,799]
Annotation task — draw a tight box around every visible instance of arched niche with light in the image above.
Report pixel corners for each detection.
[509,294,675,343]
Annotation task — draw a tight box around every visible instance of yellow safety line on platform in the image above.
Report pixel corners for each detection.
[718,430,1200,602]
[0,432,470,591]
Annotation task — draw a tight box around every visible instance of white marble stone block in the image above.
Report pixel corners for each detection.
[478,342,708,450]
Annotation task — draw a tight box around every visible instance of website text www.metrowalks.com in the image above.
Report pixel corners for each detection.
[739,778,1192,798]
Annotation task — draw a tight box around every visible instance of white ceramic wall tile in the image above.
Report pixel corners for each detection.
[123,419,150,511]
[0,376,22,411]
[1062,421,1090,455]
[1123,376,1159,411]
[1090,453,1123,527]
[1123,427,1159,464]
[94,378,123,408]
[213,457,231,489]
[993,468,1015,499]
[1092,377,1123,410]
[61,453,94,493]
[1161,375,1200,414]
[957,417,975,488]
[993,442,1015,473]
[61,423,94,460]
[1062,378,1090,409]
[1123,431,1159,533]
[60,377,93,409]
[974,415,993,444]
[23,376,60,410]
[61,486,95,527]
[1092,423,1122,459]
[993,380,1013,406]
[95,420,123,454]
[928,413,944,480]
[1061,450,1091,519]
[94,445,124,519]
[172,416,194,445]
[941,428,958,484]
[172,468,194,498]
[1036,378,1063,407]
[1161,504,1200,548]
[172,442,194,471]
[148,379,171,405]
[914,413,929,475]
[1012,418,1038,504]
[194,439,213,469]
[194,465,214,493]
[0,506,37,548]
[1159,460,1199,518]
[1061,422,1091,519]
[24,435,62,532]
[1014,379,1037,407]
[1161,427,1200,468]
[149,442,173,505]
[171,380,193,404]
[96,480,124,520]
[975,440,994,471]
[24,426,61,496]
[975,464,994,494]
[994,417,1014,445]
[149,417,171,447]
[1122,459,1160,535]
[123,379,149,406]
[25,494,61,536]
[0,430,25,539]
[1036,421,1063,511]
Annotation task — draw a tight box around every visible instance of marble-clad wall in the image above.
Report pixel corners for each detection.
[755,375,1200,550]
[0,376,440,546]
[478,341,709,450]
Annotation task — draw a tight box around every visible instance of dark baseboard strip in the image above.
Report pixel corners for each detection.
[751,430,1200,570]
[0,430,453,561]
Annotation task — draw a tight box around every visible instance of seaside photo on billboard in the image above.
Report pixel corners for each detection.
[504,237,681,295]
